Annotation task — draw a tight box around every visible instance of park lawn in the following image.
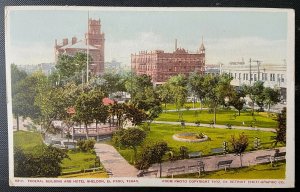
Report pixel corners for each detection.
[117,124,280,164]
[59,171,108,178]
[13,130,44,153]
[61,151,98,172]
[157,109,277,128]
[171,162,285,179]
[162,102,205,111]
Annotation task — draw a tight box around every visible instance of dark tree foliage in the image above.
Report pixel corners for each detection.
[273,107,286,146]
[14,146,68,177]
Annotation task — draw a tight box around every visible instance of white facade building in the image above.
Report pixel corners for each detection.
[221,60,286,101]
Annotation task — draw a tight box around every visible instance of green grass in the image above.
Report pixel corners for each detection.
[157,109,277,128]
[162,102,205,110]
[13,130,44,153]
[61,151,98,172]
[116,124,280,164]
[171,162,286,179]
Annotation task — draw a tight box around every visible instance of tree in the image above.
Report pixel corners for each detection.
[263,87,281,113]
[74,90,106,139]
[229,88,246,116]
[157,83,174,111]
[117,128,146,164]
[55,52,91,84]
[166,75,188,120]
[204,74,233,124]
[11,64,28,130]
[132,86,162,130]
[14,146,68,177]
[229,133,249,167]
[273,107,286,146]
[188,72,206,109]
[12,71,45,131]
[135,142,169,178]
[242,81,265,113]
[125,73,153,99]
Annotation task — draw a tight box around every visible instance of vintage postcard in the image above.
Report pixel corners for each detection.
[5,6,294,188]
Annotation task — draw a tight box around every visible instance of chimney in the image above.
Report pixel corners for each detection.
[62,38,68,46]
[175,39,178,50]
[72,37,77,45]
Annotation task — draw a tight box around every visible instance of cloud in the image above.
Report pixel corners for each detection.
[204,37,287,64]
[7,42,54,65]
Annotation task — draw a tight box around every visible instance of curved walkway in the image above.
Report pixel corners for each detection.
[94,143,138,177]
[152,120,276,132]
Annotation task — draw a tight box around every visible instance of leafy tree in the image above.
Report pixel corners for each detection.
[74,90,106,139]
[263,87,281,112]
[242,81,265,113]
[117,128,146,164]
[273,107,286,146]
[229,133,249,167]
[157,83,174,111]
[188,72,206,109]
[56,52,91,83]
[229,88,246,116]
[11,64,28,131]
[14,146,68,177]
[135,142,169,178]
[124,104,148,127]
[125,73,153,99]
[132,86,162,129]
[108,103,127,129]
[204,74,233,124]
[12,72,46,131]
[166,74,188,120]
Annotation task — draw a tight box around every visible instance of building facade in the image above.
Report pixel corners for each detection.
[54,18,105,75]
[221,60,287,100]
[131,40,205,84]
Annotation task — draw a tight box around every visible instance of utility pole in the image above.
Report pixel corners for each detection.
[252,60,262,81]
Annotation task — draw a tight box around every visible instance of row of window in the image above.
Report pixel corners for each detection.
[132,57,204,63]
[227,72,285,83]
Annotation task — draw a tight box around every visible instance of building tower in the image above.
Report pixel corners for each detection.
[85,18,105,74]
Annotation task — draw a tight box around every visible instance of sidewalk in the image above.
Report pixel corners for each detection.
[148,147,285,177]
[94,143,138,177]
[152,120,276,132]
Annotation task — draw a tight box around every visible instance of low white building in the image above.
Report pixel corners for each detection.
[221,60,286,101]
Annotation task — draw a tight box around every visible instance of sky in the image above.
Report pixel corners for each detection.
[6,8,289,66]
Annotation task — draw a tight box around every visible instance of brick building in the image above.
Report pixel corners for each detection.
[54,18,105,75]
[131,39,205,84]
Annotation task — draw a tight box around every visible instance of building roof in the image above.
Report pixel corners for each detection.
[102,98,115,106]
[60,40,99,50]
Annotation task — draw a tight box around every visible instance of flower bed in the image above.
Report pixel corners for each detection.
[172,132,209,143]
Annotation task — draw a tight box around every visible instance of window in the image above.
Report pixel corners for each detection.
[254,74,257,81]
[243,73,245,80]
[270,74,273,81]
[246,74,248,80]
[281,74,284,82]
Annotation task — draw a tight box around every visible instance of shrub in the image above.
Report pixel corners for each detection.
[77,139,96,152]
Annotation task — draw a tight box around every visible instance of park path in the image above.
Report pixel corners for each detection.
[152,120,276,132]
[148,147,286,177]
[94,143,139,177]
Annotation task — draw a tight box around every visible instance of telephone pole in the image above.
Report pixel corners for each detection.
[252,60,262,81]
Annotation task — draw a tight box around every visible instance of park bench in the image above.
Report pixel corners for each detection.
[167,166,186,177]
[211,147,225,155]
[217,159,233,171]
[209,121,215,128]
[255,155,272,164]
[274,152,286,162]
[188,151,202,158]
[188,161,205,173]
[138,170,159,177]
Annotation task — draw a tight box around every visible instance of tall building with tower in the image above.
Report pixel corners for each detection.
[54,18,105,75]
[131,39,206,85]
